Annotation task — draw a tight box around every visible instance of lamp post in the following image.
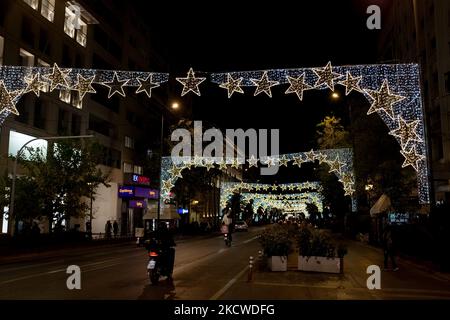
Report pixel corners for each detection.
[156,102,180,230]
[9,134,93,235]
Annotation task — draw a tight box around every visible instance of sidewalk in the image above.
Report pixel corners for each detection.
[218,240,450,300]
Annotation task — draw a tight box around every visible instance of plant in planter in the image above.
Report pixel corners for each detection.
[296,225,348,273]
[259,225,293,271]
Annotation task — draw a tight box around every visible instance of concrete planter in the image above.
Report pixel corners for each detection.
[267,256,288,271]
[298,256,342,273]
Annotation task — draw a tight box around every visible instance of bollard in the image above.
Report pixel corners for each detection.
[258,250,263,271]
[248,256,254,282]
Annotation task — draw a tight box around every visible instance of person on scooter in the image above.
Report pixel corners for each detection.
[155,222,176,279]
[222,210,233,243]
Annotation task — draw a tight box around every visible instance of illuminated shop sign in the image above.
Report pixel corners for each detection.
[129,200,147,208]
[132,174,150,185]
[118,186,134,198]
[135,187,159,199]
[177,208,189,215]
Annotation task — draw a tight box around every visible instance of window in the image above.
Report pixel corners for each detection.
[64,2,88,47]
[40,0,55,22]
[20,48,35,66]
[0,36,4,65]
[23,0,38,10]
[125,136,135,149]
[134,165,143,175]
[8,131,48,159]
[123,162,133,173]
[59,89,71,104]
[59,88,83,109]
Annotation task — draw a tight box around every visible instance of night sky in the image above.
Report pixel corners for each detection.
[137,0,386,182]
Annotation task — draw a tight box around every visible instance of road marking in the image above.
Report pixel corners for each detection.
[242,236,258,244]
[209,265,249,300]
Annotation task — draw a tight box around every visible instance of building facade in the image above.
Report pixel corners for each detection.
[0,0,169,235]
[378,0,450,204]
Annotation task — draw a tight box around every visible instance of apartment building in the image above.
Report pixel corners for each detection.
[0,0,170,235]
[378,0,450,204]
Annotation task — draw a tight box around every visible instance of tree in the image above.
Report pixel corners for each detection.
[14,140,110,232]
[316,116,351,149]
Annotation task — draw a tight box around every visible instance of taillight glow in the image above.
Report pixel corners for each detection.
[149,252,158,257]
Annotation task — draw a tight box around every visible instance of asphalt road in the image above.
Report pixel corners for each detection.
[0,228,261,300]
[1,227,450,300]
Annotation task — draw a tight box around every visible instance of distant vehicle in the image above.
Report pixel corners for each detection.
[234,220,248,231]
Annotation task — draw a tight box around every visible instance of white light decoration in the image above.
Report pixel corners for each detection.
[219,73,244,98]
[251,71,279,97]
[135,74,160,98]
[365,79,405,119]
[247,155,258,168]
[285,73,312,101]
[176,68,206,96]
[0,81,19,115]
[23,73,43,97]
[338,71,363,95]
[400,145,426,171]
[44,63,71,92]
[102,71,129,98]
[312,61,342,91]
[388,116,422,148]
[73,73,96,100]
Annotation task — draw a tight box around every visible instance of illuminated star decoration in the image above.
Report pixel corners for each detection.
[103,72,129,98]
[162,179,175,192]
[293,156,305,167]
[251,71,279,97]
[45,63,71,92]
[0,81,19,115]
[365,79,405,119]
[279,155,290,167]
[219,161,228,170]
[135,74,160,98]
[168,165,183,179]
[24,73,43,97]
[344,184,356,196]
[327,156,345,174]
[312,62,341,91]
[317,153,328,164]
[388,117,422,147]
[247,155,259,168]
[338,71,362,95]
[176,68,206,96]
[339,173,354,186]
[219,74,244,98]
[400,145,426,171]
[285,73,313,101]
[204,159,215,171]
[231,159,240,169]
[305,149,317,162]
[73,74,96,100]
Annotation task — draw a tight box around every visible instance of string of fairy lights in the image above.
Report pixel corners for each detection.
[0,62,429,204]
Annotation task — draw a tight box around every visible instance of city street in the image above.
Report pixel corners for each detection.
[1,227,450,300]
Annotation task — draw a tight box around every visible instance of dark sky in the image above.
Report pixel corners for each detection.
[137,0,385,156]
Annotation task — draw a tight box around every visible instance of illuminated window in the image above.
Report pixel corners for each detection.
[134,165,143,175]
[23,0,39,10]
[40,0,55,22]
[0,36,4,65]
[64,2,90,47]
[19,48,35,67]
[8,131,48,159]
[123,162,133,173]
[124,136,135,149]
[59,89,71,104]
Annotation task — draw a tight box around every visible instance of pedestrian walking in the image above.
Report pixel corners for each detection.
[105,220,112,239]
[113,220,119,238]
[382,224,398,271]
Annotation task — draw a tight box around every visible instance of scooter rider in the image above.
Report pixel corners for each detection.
[146,222,176,280]
[222,210,233,243]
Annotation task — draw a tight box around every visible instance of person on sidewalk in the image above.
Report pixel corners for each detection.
[382,224,399,271]
[113,220,119,238]
[105,220,112,239]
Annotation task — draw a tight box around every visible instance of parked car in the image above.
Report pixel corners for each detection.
[235,220,249,231]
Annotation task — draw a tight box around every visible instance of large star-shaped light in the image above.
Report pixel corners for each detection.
[338,71,362,95]
[279,156,290,167]
[168,165,183,179]
[339,173,354,186]
[204,159,215,171]
[251,71,279,97]
[218,161,228,170]
[0,81,19,115]
[365,79,405,119]
[304,149,317,162]
[73,74,96,100]
[176,68,206,96]
[231,159,240,169]
[247,155,259,168]
[388,117,422,147]
[293,156,305,167]
[285,73,313,101]
[103,72,129,98]
[24,73,43,97]
[400,145,425,171]
[316,153,328,164]
[219,74,244,98]
[312,62,342,91]
[162,179,175,192]
[135,74,160,98]
[327,156,345,174]
[45,63,71,92]
[344,184,356,196]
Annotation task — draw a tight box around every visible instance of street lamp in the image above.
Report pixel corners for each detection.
[156,102,181,229]
[9,134,93,235]
[331,92,340,100]
[365,183,374,208]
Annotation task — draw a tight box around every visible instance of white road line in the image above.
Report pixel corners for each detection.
[209,265,249,300]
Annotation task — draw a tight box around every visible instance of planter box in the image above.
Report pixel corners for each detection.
[267,256,288,271]
[298,256,342,273]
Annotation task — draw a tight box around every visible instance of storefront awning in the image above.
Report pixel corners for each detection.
[370,194,392,216]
